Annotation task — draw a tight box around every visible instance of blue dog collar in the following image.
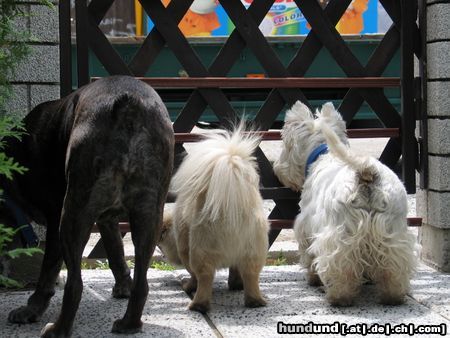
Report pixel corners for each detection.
[305,144,328,177]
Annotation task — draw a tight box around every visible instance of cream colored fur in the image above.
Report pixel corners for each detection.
[274,101,418,306]
[158,125,269,313]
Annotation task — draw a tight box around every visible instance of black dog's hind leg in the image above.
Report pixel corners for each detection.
[112,198,162,334]
[8,215,63,324]
[97,220,133,298]
[228,266,244,291]
[41,188,96,338]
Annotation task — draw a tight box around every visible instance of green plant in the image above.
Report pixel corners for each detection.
[0,0,52,288]
[0,116,32,288]
[95,259,110,270]
[266,250,288,266]
[0,116,27,178]
[150,260,175,271]
[0,224,42,287]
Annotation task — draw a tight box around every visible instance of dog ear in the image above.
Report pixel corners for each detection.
[320,102,339,119]
[322,102,345,122]
[318,102,345,128]
[284,101,313,125]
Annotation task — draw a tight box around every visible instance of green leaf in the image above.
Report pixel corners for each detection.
[0,274,23,288]
[6,247,43,259]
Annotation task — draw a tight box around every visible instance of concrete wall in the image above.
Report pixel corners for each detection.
[418,0,450,272]
[8,1,60,119]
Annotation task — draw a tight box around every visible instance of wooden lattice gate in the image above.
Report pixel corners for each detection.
[59,0,425,255]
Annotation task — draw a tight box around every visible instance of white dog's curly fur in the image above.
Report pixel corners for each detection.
[274,101,418,306]
[158,125,269,313]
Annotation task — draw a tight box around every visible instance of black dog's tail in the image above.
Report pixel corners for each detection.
[96,92,172,179]
[111,93,143,120]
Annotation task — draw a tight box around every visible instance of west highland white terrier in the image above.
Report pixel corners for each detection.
[274,101,417,306]
[158,126,269,313]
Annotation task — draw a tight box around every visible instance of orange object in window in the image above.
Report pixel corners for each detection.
[306,0,368,35]
[162,0,220,37]
[336,0,368,35]
[246,74,265,78]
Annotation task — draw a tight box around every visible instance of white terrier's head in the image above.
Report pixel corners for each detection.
[273,101,347,191]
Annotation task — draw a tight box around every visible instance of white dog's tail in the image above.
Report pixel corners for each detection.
[171,125,262,228]
[319,119,376,184]
[318,116,390,211]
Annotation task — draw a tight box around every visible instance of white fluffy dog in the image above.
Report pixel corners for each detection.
[273,101,417,306]
[158,126,269,313]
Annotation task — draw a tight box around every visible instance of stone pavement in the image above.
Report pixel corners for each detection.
[0,260,448,338]
[2,138,445,337]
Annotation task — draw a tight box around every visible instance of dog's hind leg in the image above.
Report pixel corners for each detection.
[175,220,198,294]
[41,191,97,338]
[97,219,132,298]
[322,268,361,307]
[228,266,244,291]
[374,268,410,305]
[307,265,323,287]
[238,258,267,308]
[188,254,216,314]
[111,201,161,334]
[8,215,63,324]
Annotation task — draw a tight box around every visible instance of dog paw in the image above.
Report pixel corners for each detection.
[307,273,323,287]
[111,318,143,334]
[244,296,267,308]
[40,323,69,338]
[188,301,210,314]
[8,306,41,324]
[112,277,133,299]
[379,294,405,306]
[327,295,355,307]
[181,277,197,294]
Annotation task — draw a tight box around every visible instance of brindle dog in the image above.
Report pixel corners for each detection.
[2,76,174,337]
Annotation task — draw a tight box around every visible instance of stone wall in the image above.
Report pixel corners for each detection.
[8,1,60,242]
[418,0,450,272]
[9,1,60,119]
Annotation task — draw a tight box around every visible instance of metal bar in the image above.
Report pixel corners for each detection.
[75,0,90,87]
[91,77,401,88]
[380,0,421,57]
[379,138,402,168]
[418,0,428,189]
[400,0,417,194]
[59,0,72,97]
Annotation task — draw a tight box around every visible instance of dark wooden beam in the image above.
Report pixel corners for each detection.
[92,77,401,89]
[173,129,400,143]
[91,217,422,233]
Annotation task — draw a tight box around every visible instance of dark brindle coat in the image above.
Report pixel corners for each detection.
[2,76,174,337]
